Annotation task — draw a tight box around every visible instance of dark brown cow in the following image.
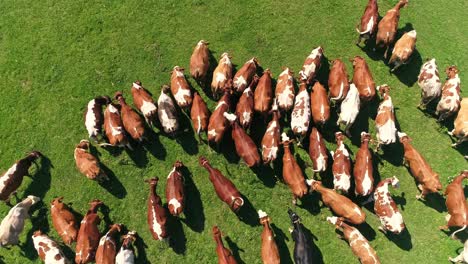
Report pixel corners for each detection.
[254,69,273,118]
[351,56,376,102]
[261,100,281,164]
[212,226,237,264]
[115,91,146,142]
[131,81,157,127]
[236,75,259,130]
[440,170,468,239]
[356,0,379,45]
[331,132,352,194]
[74,140,108,182]
[329,59,350,102]
[310,81,330,127]
[211,53,233,100]
[32,230,70,264]
[208,81,233,147]
[374,177,405,234]
[275,67,295,112]
[191,92,211,141]
[199,157,244,212]
[166,161,185,216]
[233,57,258,93]
[84,96,111,142]
[308,127,328,176]
[95,224,122,264]
[75,199,103,264]
[299,46,323,84]
[398,132,442,199]
[145,177,169,240]
[291,81,311,144]
[158,85,180,136]
[436,66,461,122]
[353,132,374,197]
[224,113,261,167]
[258,210,280,264]
[388,30,417,72]
[281,133,308,204]
[102,102,132,150]
[51,197,79,245]
[376,0,408,58]
[190,40,210,83]
[171,66,193,109]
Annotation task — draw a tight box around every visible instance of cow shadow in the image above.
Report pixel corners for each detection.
[384,226,413,251]
[144,129,168,160]
[297,192,321,216]
[125,145,149,168]
[225,236,245,264]
[98,164,127,199]
[237,195,259,227]
[271,224,294,264]
[420,192,447,213]
[61,243,75,262]
[251,165,277,188]
[168,216,187,255]
[174,114,199,155]
[20,203,48,261]
[23,154,52,202]
[300,224,324,264]
[357,221,377,241]
[99,203,114,228]
[357,33,382,62]
[134,234,150,264]
[316,54,330,86]
[378,141,404,167]
[180,166,205,233]
[197,49,219,100]
[348,105,371,146]
[220,129,241,164]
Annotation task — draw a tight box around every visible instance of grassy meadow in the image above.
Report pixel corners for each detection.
[0,0,467,263]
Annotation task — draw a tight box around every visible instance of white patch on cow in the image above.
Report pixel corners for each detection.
[223,112,237,122]
[167,167,176,179]
[85,99,99,138]
[339,84,360,126]
[376,96,397,144]
[215,101,227,110]
[151,207,163,239]
[174,85,191,106]
[242,111,251,125]
[197,116,202,134]
[141,100,157,117]
[361,166,373,196]
[334,173,351,192]
[215,72,227,83]
[173,67,184,77]
[437,74,461,112]
[132,82,142,89]
[337,143,349,157]
[243,87,252,97]
[108,104,119,114]
[314,152,327,172]
[277,88,294,110]
[418,59,442,99]
[32,234,68,264]
[116,247,134,264]
[220,53,232,66]
[99,235,106,246]
[279,68,290,77]
[258,210,268,219]
[326,216,338,225]
[234,75,247,89]
[332,82,345,101]
[160,109,177,132]
[320,103,325,116]
[353,207,362,216]
[374,181,405,233]
[0,164,17,193]
[407,30,417,38]
[208,129,217,137]
[168,198,181,213]
[281,132,290,142]
[291,89,310,134]
[362,18,374,34]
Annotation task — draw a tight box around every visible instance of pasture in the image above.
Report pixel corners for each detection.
[0,0,467,263]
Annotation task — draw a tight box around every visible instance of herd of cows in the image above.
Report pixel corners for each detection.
[0,0,467,263]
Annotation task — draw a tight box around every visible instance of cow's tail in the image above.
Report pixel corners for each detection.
[451,225,467,240]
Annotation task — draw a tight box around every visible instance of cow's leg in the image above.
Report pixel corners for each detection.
[356,35,363,46]
[345,124,352,138]
[378,226,387,234]
[292,195,298,206]
[384,46,390,59]
[448,129,455,136]
[449,254,463,263]
[391,62,402,73]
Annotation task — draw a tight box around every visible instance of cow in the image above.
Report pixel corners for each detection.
[115,91,146,142]
[308,127,328,176]
[258,210,280,264]
[398,132,442,199]
[417,58,442,108]
[374,176,405,234]
[199,156,244,212]
[157,85,180,136]
[389,30,417,72]
[0,195,40,247]
[375,85,397,150]
[275,67,295,112]
[307,179,366,225]
[449,239,468,263]
[74,140,108,182]
[84,96,111,142]
[171,66,193,110]
[351,56,376,102]
[254,69,274,119]
[328,59,350,103]
[102,102,132,150]
[439,170,468,240]
[337,83,361,136]
[236,75,259,130]
[191,92,210,142]
[51,197,79,245]
[356,0,379,46]
[331,132,352,194]
[211,52,233,100]
[353,132,374,197]
[287,209,313,264]
[299,46,323,85]
[449,98,468,146]
[281,133,308,204]
[233,57,258,93]
[208,81,234,148]
[261,100,281,165]
[145,178,169,241]
[436,66,461,122]
[0,151,42,205]
[130,81,157,126]
[310,81,330,127]
[212,226,237,264]
[291,81,311,145]
[166,161,185,216]
[75,199,103,264]
[190,40,210,84]
[326,217,380,264]
[95,223,122,264]
[376,0,408,58]
[32,230,70,264]
[115,231,137,264]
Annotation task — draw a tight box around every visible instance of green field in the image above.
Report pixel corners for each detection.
[0,0,467,263]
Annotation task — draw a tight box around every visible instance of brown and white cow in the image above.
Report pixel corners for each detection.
[275,67,295,112]
[436,66,461,122]
[254,69,273,119]
[211,53,233,99]
[376,0,408,58]
[337,83,361,136]
[84,96,111,142]
[291,81,311,144]
[212,226,238,264]
[208,81,233,148]
[191,92,211,141]
[328,59,350,102]
[398,132,443,199]
[418,58,442,108]
[166,161,185,216]
[130,81,157,127]
[190,40,210,84]
[375,85,397,149]
[449,98,468,146]
[440,170,468,240]
[51,197,79,245]
[261,100,281,165]
[158,85,180,136]
[258,210,280,264]
[145,178,169,241]
[236,75,259,130]
[356,0,379,46]
[115,231,137,264]
[281,133,308,204]
[115,91,146,142]
[0,195,40,246]
[331,132,352,194]
[95,223,122,264]
[74,140,108,182]
[102,102,132,150]
[351,56,376,102]
[374,176,405,234]
[353,132,374,197]
[233,57,259,93]
[389,30,417,72]
[449,239,468,263]
[199,157,244,212]
[0,151,41,204]
[170,66,193,110]
[299,46,323,84]
[75,199,103,264]
[32,230,70,264]
[307,180,366,224]
[326,217,380,264]
[308,127,328,176]
[310,81,330,127]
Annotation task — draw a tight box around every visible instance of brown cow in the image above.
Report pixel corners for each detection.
[115,231,137,263]
[375,85,397,150]
[436,66,461,122]
[190,40,210,83]
[254,69,273,118]
[417,58,442,108]
[199,157,244,212]
[75,199,103,264]
[191,92,211,142]
[307,179,366,225]
[374,176,405,234]
[351,56,376,102]
[331,132,352,194]
[166,161,185,216]
[211,53,233,100]
[32,230,70,264]
[115,91,146,142]
[212,226,237,264]
[310,81,330,127]
[329,59,350,102]
[356,0,379,46]
[84,96,111,142]
[102,102,132,150]
[95,224,122,264]
[130,81,157,127]
[145,177,169,240]
[171,66,193,109]
[398,132,442,199]
[0,151,41,204]
[281,133,308,204]
[291,81,311,144]
[261,100,281,165]
[258,210,280,264]
[299,46,323,84]
[353,132,374,197]
[233,57,258,93]
[389,30,417,72]
[327,217,380,264]
[236,75,259,130]
[74,140,108,182]
[208,81,233,148]
[158,85,180,136]
[224,113,261,167]
[440,170,468,240]
[275,67,295,112]
[449,98,468,146]
[376,0,408,58]
[51,197,79,245]
[308,127,328,176]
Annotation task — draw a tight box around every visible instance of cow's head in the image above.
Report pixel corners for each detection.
[161,85,171,94]
[335,131,345,143]
[114,91,124,101]
[351,56,365,67]
[446,66,459,79]
[250,57,259,66]
[26,150,42,162]
[89,199,103,212]
[231,197,244,212]
[281,132,293,147]
[222,79,234,95]
[397,132,411,143]
[326,216,344,227]
[462,170,468,179]
[95,95,111,105]
[32,230,44,237]
[51,196,64,207]
[258,210,271,225]
[390,176,400,189]
[110,223,123,233]
[197,40,209,46]
[220,52,232,60]
[199,156,210,167]
[145,177,159,187]
[306,179,321,191]
[360,132,371,143]
[287,208,301,224]
[377,84,390,97]
[212,226,222,237]
[76,140,90,150]
[174,160,184,170]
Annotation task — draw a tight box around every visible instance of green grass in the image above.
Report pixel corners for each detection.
[0,0,467,263]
